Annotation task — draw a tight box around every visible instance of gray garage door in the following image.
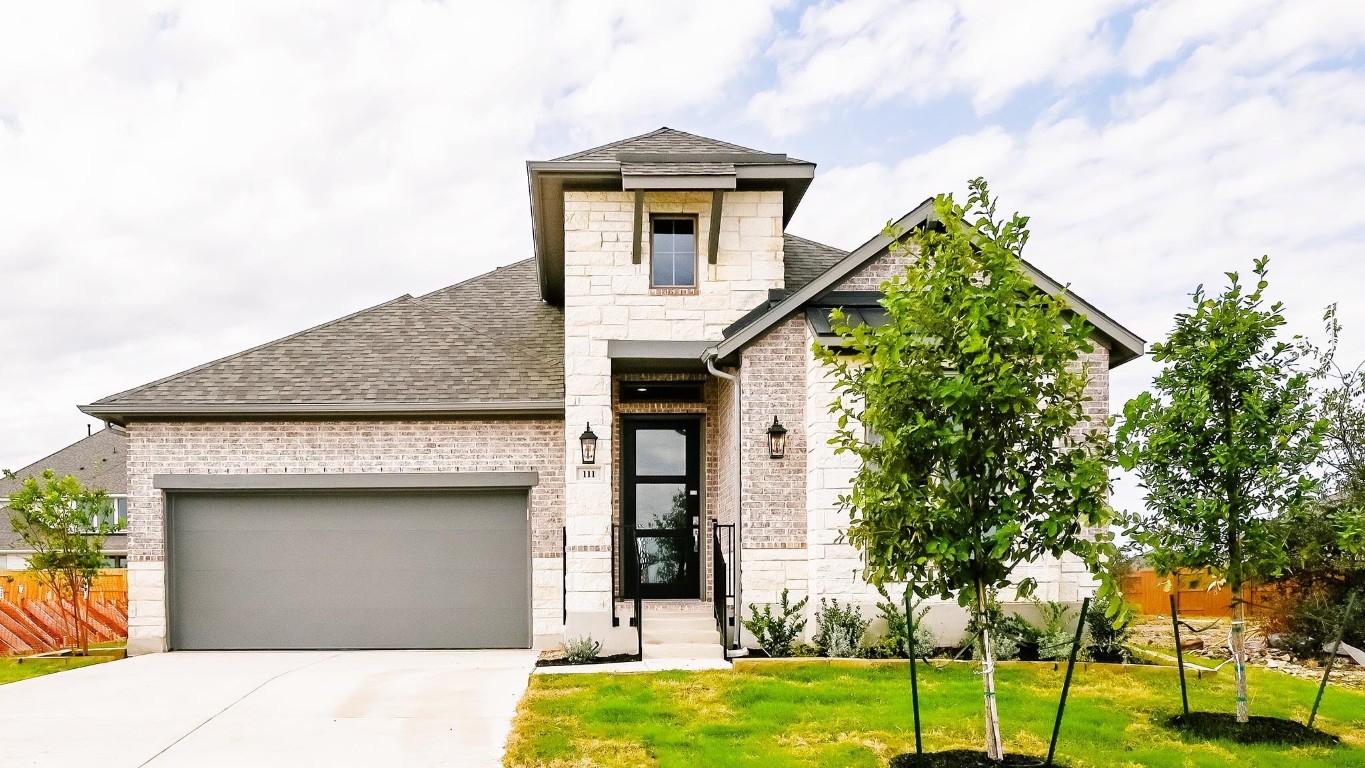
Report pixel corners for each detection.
[168,489,529,650]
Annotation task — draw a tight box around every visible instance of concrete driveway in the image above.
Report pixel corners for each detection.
[0,650,537,768]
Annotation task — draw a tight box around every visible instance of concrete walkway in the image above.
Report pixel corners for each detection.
[534,657,731,674]
[0,650,536,768]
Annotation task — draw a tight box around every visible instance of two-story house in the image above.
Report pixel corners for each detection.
[2,427,130,570]
[80,128,1143,657]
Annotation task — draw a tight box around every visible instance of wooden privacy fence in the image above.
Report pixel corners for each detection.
[1122,569,1281,617]
[0,570,128,655]
[0,569,128,604]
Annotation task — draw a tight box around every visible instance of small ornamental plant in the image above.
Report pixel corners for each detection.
[743,588,808,657]
[561,635,602,664]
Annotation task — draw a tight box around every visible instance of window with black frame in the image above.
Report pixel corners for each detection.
[650,216,697,287]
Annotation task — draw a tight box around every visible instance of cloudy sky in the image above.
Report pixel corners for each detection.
[2,1,1363,517]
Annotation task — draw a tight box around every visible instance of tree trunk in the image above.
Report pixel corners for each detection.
[975,580,1005,761]
[1230,597,1249,723]
[1221,397,1249,723]
[62,572,79,653]
[74,572,90,655]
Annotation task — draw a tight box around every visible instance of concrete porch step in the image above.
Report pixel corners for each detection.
[638,615,718,632]
[639,601,713,615]
[643,628,722,645]
[641,642,727,660]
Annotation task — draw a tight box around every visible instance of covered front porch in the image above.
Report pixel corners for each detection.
[560,339,769,657]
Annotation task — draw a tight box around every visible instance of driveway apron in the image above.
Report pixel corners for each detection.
[0,650,536,768]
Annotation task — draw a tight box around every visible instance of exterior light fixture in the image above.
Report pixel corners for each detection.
[766,416,788,459]
[579,423,599,464]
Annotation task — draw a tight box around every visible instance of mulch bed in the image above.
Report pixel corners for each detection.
[1164,712,1340,745]
[890,751,1059,767]
[535,653,641,668]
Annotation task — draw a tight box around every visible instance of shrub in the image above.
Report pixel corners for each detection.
[1084,595,1133,662]
[743,589,808,657]
[813,598,871,658]
[1031,600,1079,661]
[562,635,601,663]
[1271,586,1365,657]
[788,641,820,657]
[873,585,936,658]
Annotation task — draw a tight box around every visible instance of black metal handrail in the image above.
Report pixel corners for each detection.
[712,522,737,649]
[611,523,620,627]
[561,525,567,624]
[630,531,644,658]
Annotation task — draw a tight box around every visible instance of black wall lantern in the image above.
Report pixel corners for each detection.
[579,423,599,464]
[766,416,788,459]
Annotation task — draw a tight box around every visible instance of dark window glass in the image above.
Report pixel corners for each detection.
[651,218,696,287]
[635,428,687,476]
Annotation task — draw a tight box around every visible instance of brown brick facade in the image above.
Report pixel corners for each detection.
[125,419,566,561]
[739,315,808,549]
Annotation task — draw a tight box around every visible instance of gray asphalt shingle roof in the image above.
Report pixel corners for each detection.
[86,260,564,410]
[783,233,849,293]
[554,127,808,164]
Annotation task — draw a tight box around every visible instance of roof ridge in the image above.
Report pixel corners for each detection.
[649,126,767,155]
[408,295,563,370]
[89,295,415,406]
[552,126,770,161]
[417,258,537,299]
[4,429,119,478]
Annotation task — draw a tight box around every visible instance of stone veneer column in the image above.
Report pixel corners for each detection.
[561,191,626,648]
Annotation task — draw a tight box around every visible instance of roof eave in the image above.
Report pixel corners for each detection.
[79,400,566,426]
[706,199,1146,367]
[708,199,938,359]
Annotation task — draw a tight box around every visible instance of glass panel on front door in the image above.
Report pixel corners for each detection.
[623,418,701,599]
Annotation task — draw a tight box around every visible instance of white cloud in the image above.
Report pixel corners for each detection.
[2,0,1362,531]
[786,2,1365,516]
[0,0,784,469]
[748,0,1137,135]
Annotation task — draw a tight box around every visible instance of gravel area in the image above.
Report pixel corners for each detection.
[1128,614,1365,689]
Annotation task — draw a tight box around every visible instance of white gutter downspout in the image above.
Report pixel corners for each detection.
[704,350,743,652]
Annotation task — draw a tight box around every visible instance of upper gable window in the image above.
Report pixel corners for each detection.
[651,217,697,288]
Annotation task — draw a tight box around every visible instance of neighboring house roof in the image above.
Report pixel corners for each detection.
[1,428,129,554]
[80,261,564,424]
[712,200,1147,366]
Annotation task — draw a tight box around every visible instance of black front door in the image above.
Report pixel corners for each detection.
[622,417,701,599]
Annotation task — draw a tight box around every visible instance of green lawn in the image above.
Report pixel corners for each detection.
[0,654,113,685]
[505,662,1365,768]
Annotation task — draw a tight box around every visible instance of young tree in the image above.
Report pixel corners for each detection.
[819,180,1119,762]
[1117,258,1329,723]
[6,469,114,654]
[1267,358,1365,648]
